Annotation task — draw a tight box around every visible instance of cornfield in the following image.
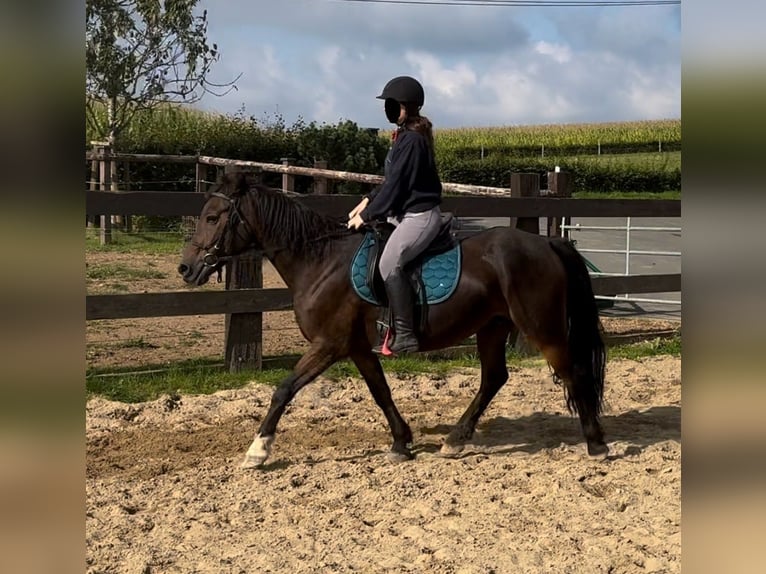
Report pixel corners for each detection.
[85,103,681,193]
[433,119,681,158]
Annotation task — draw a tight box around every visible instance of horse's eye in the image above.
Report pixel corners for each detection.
[206,215,219,224]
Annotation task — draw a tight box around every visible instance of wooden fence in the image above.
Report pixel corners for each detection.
[86,151,681,370]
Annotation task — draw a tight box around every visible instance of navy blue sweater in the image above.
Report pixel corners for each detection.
[360,128,442,222]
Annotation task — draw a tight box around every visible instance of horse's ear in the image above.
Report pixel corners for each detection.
[212,171,250,198]
[230,171,250,197]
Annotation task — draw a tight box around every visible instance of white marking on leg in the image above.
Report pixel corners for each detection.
[240,433,274,469]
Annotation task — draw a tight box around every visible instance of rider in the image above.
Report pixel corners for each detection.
[347,75,443,354]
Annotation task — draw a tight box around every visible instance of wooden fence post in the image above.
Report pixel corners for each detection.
[124,161,132,233]
[223,165,264,372]
[547,170,573,238]
[182,160,208,236]
[87,145,100,228]
[313,159,328,194]
[195,160,206,194]
[509,172,540,356]
[97,144,113,245]
[281,158,295,193]
[509,172,540,234]
[110,153,123,230]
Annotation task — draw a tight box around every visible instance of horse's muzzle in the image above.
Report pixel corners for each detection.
[178,261,216,286]
[178,263,191,277]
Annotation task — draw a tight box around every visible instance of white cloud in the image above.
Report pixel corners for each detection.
[472,60,578,125]
[317,45,341,79]
[405,51,477,101]
[197,2,680,128]
[534,41,572,65]
[311,46,343,121]
[625,69,680,119]
[313,89,337,123]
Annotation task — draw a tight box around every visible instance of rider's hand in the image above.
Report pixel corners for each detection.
[347,213,365,230]
[348,197,369,220]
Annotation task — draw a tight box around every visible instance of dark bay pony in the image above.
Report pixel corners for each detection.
[178,173,607,468]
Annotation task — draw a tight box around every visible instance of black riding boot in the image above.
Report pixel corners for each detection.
[384,270,419,354]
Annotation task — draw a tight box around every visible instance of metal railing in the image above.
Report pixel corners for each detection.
[562,217,681,306]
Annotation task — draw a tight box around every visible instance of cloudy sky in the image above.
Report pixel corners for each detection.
[195,0,681,129]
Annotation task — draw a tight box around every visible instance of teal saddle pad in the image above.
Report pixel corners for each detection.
[350,232,461,306]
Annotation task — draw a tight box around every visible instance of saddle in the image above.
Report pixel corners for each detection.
[366,213,459,306]
[350,211,462,338]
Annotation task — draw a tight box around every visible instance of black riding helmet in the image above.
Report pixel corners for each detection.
[377,76,425,124]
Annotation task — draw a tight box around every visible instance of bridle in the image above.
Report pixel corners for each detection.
[191,192,256,270]
[191,191,355,280]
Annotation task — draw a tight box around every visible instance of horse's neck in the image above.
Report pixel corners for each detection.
[244,192,348,290]
[267,251,302,290]
[264,233,353,295]
[253,220,311,291]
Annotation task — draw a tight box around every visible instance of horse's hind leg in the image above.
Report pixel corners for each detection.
[539,344,608,459]
[241,343,339,469]
[441,317,512,456]
[351,349,414,463]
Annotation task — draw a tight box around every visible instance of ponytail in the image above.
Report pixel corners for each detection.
[405,114,435,151]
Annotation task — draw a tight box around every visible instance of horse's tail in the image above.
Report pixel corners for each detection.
[548,237,606,418]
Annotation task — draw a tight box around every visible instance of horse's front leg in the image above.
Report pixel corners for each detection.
[241,344,338,469]
[351,349,414,462]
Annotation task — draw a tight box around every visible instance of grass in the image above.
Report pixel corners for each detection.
[86,358,278,404]
[86,335,680,404]
[572,150,680,170]
[120,337,159,350]
[608,334,681,360]
[573,190,680,200]
[86,263,167,281]
[86,229,185,256]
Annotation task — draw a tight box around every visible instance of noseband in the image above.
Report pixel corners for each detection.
[193,192,256,269]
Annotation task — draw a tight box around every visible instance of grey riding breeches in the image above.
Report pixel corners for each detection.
[379,206,442,280]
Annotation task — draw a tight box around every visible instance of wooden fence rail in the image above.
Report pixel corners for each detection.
[86,274,681,322]
[85,151,512,196]
[86,190,681,219]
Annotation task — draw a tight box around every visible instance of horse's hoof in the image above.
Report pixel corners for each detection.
[587,441,609,460]
[439,442,464,457]
[240,454,267,469]
[387,450,413,464]
[241,433,273,469]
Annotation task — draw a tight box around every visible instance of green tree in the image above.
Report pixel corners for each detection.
[296,120,388,192]
[85,0,237,146]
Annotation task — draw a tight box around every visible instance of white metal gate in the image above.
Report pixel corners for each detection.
[561,217,681,306]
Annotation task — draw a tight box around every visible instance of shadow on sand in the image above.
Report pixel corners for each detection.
[416,405,680,458]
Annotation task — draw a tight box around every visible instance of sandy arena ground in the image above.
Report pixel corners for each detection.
[86,251,681,573]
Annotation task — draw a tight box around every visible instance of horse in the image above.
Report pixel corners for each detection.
[178,173,607,468]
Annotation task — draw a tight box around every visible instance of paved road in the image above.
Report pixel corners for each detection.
[461,216,681,321]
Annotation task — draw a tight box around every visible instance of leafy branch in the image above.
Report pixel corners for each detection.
[86,0,239,146]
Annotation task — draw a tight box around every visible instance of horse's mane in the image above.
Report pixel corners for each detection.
[244,182,351,258]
